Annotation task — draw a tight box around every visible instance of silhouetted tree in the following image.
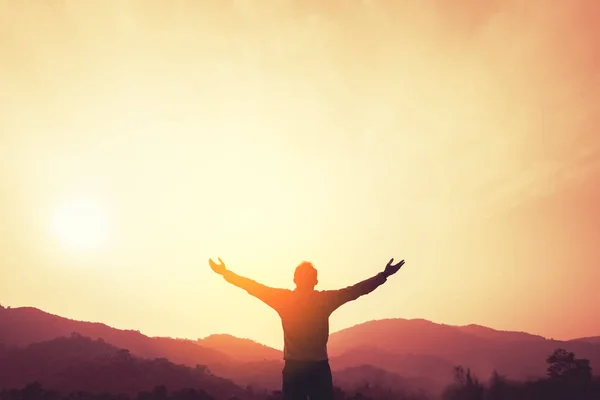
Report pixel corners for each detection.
[150,386,168,400]
[487,370,510,400]
[22,382,44,400]
[442,366,484,400]
[194,365,209,376]
[546,348,592,383]
[264,390,281,400]
[171,389,212,400]
[114,349,133,363]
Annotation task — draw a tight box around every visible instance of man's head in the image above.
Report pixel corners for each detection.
[294,261,318,290]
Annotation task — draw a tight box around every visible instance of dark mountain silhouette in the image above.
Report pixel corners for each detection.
[0,306,283,391]
[331,364,439,397]
[456,324,546,342]
[197,334,281,362]
[0,334,250,400]
[208,351,448,396]
[327,318,600,381]
[328,318,494,362]
[572,336,600,345]
[209,360,284,392]
[2,305,599,394]
[329,346,455,390]
[0,307,231,368]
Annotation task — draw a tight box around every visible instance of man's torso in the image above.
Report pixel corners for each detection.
[276,290,336,361]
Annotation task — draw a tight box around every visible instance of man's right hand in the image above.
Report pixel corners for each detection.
[209,257,227,275]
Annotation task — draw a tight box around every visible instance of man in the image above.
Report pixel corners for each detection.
[208,257,405,400]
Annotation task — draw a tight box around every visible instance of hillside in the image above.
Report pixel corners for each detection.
[0,334,250,399]
[198,334,282,362]
[328,318,600,381]
[572,336,600,345]
[456,324,546,342]
[332,364,442,397]
[0,306,231,368]
[329,346,455,387]
[2,305,599,393]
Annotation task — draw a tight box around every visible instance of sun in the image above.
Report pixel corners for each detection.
[52,199,111,251]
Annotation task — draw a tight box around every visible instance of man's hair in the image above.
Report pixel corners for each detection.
[294,261,318,286]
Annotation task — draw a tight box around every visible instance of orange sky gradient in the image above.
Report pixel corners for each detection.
[1,0,599,350]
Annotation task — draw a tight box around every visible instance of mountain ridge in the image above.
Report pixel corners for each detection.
[0,333,250,399]
[1,304,598,392]
[5,305,594,348]
[0,305,231,367]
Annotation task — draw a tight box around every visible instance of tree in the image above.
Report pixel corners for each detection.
[546,348,592,383]
[442,366,484,400]
[21,382,43,400]
[488,370,509,400]
[194,364,209,375]
[150,385,168,400]
[114,349,133,363]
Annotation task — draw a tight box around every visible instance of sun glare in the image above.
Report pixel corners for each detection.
[52,199,111,251]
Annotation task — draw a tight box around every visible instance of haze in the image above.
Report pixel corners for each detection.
[1,0,599,349]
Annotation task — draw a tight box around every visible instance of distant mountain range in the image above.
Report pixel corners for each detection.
[327,318,600,385]
[571,336,600,345]
[1,305,598,396]
[0,334,250,399]
[0,306,233,366]
[198,334,282,362]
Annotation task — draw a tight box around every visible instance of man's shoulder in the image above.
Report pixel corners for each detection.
[315,289,339,298]
[273,288,293,297]
[290,289,335,298]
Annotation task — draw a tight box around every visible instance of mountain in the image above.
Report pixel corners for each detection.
[456,324,546,342]
[0,334,251,399]
[210,359,284,392]
[0,306,231,368]
[3,305,599,393]
[571,336,600,345]
[327,318,600,381]
[0,306,288,392]
[195,335,283,392]
[332,364,442,397]
[0,306,286,391]
[329,346,455,385]
[328,318,493,359]
[198,334,282,362]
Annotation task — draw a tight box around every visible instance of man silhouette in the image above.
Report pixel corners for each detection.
[208,257,405,400]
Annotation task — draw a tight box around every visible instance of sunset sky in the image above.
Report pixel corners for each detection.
[1,0,599,349]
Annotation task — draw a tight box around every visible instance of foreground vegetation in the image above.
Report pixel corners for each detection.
[441,348,598,400]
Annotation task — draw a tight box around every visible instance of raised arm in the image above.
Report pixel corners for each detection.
[208,258,285,311]
[326,258,405,312]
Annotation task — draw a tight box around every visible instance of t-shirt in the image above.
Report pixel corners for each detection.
[222,270,387,361]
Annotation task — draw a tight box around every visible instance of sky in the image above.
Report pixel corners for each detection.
[1,0,599,349]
